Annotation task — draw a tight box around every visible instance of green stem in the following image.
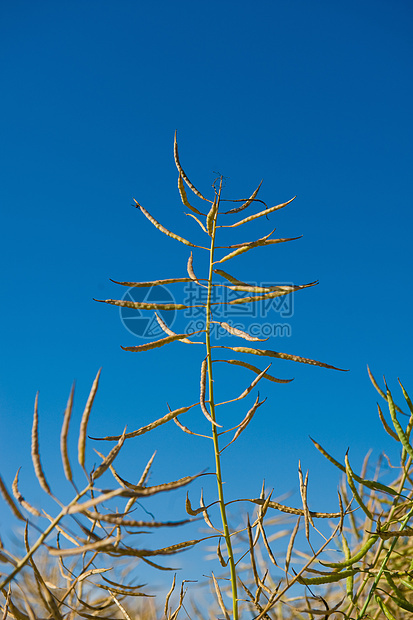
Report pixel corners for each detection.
[356,500,413,618]
[206,178,238,619]
[347,456,413,618]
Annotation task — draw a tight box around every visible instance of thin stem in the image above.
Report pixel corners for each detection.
[205,178,238,619]
[355,456,413,618]
[0,485,92,590]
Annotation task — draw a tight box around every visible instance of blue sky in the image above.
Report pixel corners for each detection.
[1,0,413,593]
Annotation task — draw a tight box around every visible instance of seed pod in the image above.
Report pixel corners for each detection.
[94,298,190,311]
[223,180,263,214]
[178,173,204,215]
[321,535,378,569]
[214,321,267,342]
[135,200,202,248]
[110,277,192,287]
[345,452,374,521]
[311,437,397,496]
[90,402,198,441]
[122,331,202,352]
[186,211,208,233]
[387,387,413,460]
[222,196,295,227]
[297,568,359,585]
[61,382,75,483]
[78,369,101,468]
[32,393,52,495]
[206,198,218,236]
[213,359,292,383]
[174,131,210,201]
[217,236,301,264]
[187,251,204,287]
[12,469,41,517]
[200,359,221,427]
[0,474,25,521]
[215,345,346,371]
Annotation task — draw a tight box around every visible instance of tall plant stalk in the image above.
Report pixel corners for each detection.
[205,177,238,617]
[94,132,345,616]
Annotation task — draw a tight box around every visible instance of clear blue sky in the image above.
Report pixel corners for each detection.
[1,0,412,593]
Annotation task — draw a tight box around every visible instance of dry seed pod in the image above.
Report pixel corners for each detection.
[223,180,263,214]
[200,358,221,427]
[110,277,192,287]
[245,497,342,518]
[0,474,24,521]
[206,197,218,236]
[93,428,127,480]
[213,359,293,383]
[174,131,210,202]
[221,396,265,452]
[217,365,271,407]
[236,365,271,399]
[285,516,300,579]
[215,268,311,294]
[85,511,191,528]
[217,537,228,567]
[185,493,199,516]
[12,469,41,517]
[118,472,204,497]
[67,488,125,514]
[178,173,204,215]
[110,593,133,620]
[164,574,176,618]
[211,572,230,620]
[298,461,311,544]
[122,331,202,352]
[221,196,295,228]
[174,416,212,438]
[94,297,190,311]
[218,227,276,249]
[186,211,208,233]
[214,321,267,342]
[226,282,317,303]
[215,345,346,371]
[155,313,201,344]
[135,200,202,248]
[61,382,75,483]
[216,236,301,263]
[187,251,205,287]
[50,535,121,556]
[31,393,52,495]
[78,369,101,468]
[90,402,198,441]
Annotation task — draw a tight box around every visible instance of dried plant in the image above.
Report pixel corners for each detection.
[91,132,346,618]
[2,134,412,619]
